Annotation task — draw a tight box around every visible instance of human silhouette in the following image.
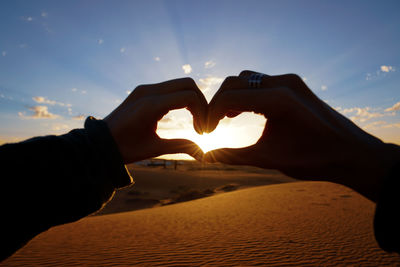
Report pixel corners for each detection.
[0,73,399,261]
[204,71,400,253]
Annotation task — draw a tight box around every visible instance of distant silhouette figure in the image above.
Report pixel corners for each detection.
[1,73,399,261]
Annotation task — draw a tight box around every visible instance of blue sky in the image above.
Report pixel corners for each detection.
[1,0,400,153]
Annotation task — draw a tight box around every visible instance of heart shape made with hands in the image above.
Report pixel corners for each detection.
[157,109,266,156]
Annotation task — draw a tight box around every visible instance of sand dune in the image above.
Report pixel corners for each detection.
[98,163,295,214]
[3,181,399,266]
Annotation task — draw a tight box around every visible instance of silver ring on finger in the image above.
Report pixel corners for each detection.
[248,73,265,88]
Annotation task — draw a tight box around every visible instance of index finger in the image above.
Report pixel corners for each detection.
[134,78,208,134]
[207,87,296,132]
[150,90,208,135]
[130,77,206,103]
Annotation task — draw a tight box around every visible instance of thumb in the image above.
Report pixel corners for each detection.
[204,146,255,165]
[159,138,204,161]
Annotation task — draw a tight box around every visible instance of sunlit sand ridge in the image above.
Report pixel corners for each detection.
[3,182,399,266]
[98,163,294,214]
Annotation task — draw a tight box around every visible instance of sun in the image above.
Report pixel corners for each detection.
[186,127,234,153]
[156,110,266,159]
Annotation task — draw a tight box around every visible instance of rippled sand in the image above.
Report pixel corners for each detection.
[3,182,399,266]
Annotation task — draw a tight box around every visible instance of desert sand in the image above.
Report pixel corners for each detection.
[99,162,295,215]
[2,175,400,265]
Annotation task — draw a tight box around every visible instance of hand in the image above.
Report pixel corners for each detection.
[104,78,207,164]
[205,71,400,201]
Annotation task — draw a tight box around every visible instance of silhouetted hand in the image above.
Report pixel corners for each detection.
[104,78,207,163]
[205,71,400,201]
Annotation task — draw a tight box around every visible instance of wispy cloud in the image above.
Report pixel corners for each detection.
[363,121,400,130]
[363,120,388,130]
[0,93,12,100]
[72,115,85,120]
[337,102,399,124]
[52,123,69,131]
[97,39,104,45]
[381,65,395,73]
[71,88,87,94]
[339,107,385,122]
[1,51,6,57]
[366,65,396,80]
[21,16,33,22]
[41,11,48,18]
[321,85,328,91]
[42,22,52,33]
[383,123,400,129]
[385,102,400,112]
[19,106,59,119]
[120,47,126,53]
[204,60,216,69]
[182,64,192,74]
[32,96,71,107]
[33,96,56,105]
[154,56,160,61]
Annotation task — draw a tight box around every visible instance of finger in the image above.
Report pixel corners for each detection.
[230,73,311,101]
[206,76,249,132]
[209,76,248,107]
[159,138,204,161]
[207,74,270,129]
[258,74,312,99]
[238,70,270,78]
[206,74,308,132]
[213,73,306,108]
[238,70,258,77]
[250,74,345,127]
[151,90,208,134]
[241,73,318,107]
[207,87,294,132]
[130,77,204,100]
[204,146,256,165]
[234,73,342,132]
[130,78,208,133]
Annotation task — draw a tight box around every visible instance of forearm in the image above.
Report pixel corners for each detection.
[0,117,133,261]
[374,161,400,253]
[331,142,400,203]
[335,142,400,253]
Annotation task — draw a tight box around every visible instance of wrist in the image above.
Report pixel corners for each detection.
[84,116,133,188]
[103,114,127,162]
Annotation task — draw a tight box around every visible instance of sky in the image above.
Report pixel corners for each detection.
[0,0,400,159]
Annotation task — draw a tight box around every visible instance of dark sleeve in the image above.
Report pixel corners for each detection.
[374,162,400,253]
[0,116,133,261]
